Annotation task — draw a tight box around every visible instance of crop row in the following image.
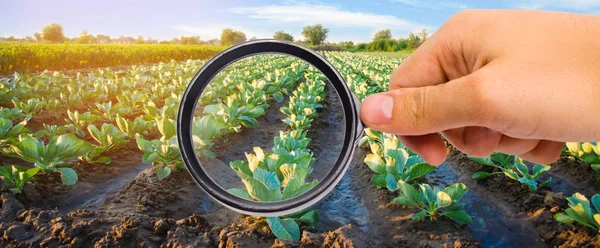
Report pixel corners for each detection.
[226,66,327,241]
[0,43,226,75]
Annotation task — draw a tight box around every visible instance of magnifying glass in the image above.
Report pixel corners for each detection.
[177,39,365,217]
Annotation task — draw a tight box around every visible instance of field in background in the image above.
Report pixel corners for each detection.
[0,43,226,75]
[358,50,413,59]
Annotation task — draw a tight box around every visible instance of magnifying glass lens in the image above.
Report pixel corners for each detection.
[191,54,346,203]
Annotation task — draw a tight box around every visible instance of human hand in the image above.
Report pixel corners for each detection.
[360,9,600,166]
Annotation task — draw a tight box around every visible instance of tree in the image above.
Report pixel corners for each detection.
[136,35,145,44]
[407,32,423,50]
[77,30,96,44]
[41,23,65,43]
[373,29,392,41]
[179,36,202,45]
[273,31,294,41]
[96,34,111,44]
[301,24,328,45]
[220,28,246,46]
[419,29,429,41]
[206,39,221,46]
[34,33,42,42]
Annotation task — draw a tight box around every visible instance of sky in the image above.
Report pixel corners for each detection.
[2,0,600,43]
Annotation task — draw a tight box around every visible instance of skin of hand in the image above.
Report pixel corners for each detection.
[360,9,600,166]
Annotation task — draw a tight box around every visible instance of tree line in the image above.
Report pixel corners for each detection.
[1,23,428,52]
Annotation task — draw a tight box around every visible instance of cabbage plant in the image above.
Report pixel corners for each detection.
[393,181,472,223]
[65,110,100,137]
[0,117,29,149]
[2,134,93,185]
[84,123,129,164]
[555,193,600,232]
[0,164,40,193]
[115,115,154,138]
[363,130,435,189]
[468,153,551,191]
[12,98,46,116]
[0,107,27,121]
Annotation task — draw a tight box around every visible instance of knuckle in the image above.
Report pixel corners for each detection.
[464,71,496,125]
[450,9,480,22]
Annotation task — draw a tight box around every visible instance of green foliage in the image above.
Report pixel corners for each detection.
[220,28,247,46]
[41,23,65,43]
[0,43,225,74]
[136,135,182,180]
[33,124,70,139]
[0,117,29,148]
[77,30,97,44]
[93,102,129,121]
[227,73,325,241]
[12,98,45,116]
[66,110,101,137]
[0,165,40,193]
[393,181,472,223]
[366,39,408,52]
[191,116,225,158]
[273,31,294,41]
[2,134,93,185]
[373,29,392,41]
[116,115,154,138]
[84,123,129,164]
[555,193,600,232]
[301,24,329,45]
[362,130,435,189]
[0,108,27,121]
[468,153,551,191]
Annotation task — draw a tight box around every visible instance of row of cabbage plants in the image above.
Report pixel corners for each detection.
[226,67,327,241]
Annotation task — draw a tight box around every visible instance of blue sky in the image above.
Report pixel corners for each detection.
[3,0,600,43]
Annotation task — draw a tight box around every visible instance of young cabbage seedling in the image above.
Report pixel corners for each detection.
[136,135,183,180]
[0,107,27,121]
[0,117,29,149]
[34,124,69,140]
[12,98,46,116]
[468,153,551,191]
[0,164,40,193]
[84,123,129,164]
[2,134,93,185]
[393,181,472,223]
[363,131,435,190]
[65,110,101,137]
[554,193,600,232]
[115,115,155,138]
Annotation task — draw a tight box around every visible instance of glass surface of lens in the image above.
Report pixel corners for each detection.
[191,54,345,203]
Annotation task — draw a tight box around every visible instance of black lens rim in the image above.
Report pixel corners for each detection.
[177,39,360,216]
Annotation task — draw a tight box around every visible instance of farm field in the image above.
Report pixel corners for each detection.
[0,51,599,247]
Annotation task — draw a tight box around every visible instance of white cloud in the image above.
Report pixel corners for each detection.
[230,3,430,31]
[392,0,469,10]
[171,24,272,40]
[517,0,600,12]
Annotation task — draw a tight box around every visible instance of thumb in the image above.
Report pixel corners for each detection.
[360,73,486,135]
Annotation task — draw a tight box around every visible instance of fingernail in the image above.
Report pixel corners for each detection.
[362,94,394,124]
